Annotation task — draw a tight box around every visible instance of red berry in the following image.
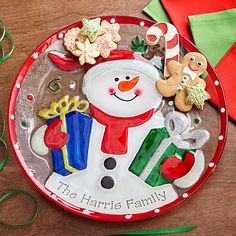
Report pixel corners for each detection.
[27,94,34,101]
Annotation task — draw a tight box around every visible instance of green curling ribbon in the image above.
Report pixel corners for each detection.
[110,225,196,235]
[0,19,6,43]
[0,109,7,170]
[0,109,38,228]
[0,29,14,63]
[0,44,4,60]
[0,189,38,228]
[48,77,62,92]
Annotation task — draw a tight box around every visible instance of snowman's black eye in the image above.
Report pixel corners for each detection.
[125,76,130,80]
[114,77,119,82]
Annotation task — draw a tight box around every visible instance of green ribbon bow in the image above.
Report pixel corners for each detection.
[110,225,197,235]
[0,19,14,63]
[0,190,38,228]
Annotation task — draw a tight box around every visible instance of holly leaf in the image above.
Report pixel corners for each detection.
[131,36,148,54]
[135,36,140,45]
[131,40,136,48]
[143,44,148,53]
[160,57,165,72]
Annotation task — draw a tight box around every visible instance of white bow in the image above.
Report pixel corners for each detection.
[183,67,197,80]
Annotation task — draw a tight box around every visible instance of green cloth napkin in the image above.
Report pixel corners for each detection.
[188,8,236,67]
[143,0,170,23]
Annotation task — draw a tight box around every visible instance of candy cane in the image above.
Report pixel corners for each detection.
[146,22,179,77]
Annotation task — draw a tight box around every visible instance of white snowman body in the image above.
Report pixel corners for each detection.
[45,112,179,214]
[33,58,204,214]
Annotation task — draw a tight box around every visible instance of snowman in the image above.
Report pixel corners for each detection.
[31,50,209,214]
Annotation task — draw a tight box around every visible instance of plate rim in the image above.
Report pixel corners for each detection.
[8,15,228,222]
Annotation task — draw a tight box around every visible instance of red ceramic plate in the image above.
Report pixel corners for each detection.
[8,16,227,222]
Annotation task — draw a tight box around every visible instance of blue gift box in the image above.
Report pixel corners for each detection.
[46,111,93,176]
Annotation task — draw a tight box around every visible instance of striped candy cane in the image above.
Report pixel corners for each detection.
[146,22,179,77]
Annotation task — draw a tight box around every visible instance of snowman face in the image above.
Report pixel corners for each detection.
[84,68,162,117]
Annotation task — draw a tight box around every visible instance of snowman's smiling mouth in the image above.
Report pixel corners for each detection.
[111,92,139,102]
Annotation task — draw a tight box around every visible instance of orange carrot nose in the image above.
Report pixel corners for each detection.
[118,76,139,92]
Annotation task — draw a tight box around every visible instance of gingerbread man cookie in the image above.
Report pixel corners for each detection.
[156,52,210,112]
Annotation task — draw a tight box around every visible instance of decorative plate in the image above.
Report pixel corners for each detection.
[8,16,227,222]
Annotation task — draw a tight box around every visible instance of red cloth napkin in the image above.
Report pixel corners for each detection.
[206,43,236,122]
[161,0,236,41]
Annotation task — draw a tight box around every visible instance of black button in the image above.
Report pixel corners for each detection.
[104,157,116,170]
[101,176,114,189]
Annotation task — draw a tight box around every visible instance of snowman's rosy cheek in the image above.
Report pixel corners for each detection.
[135,88,142,96]
[108,87,115,94]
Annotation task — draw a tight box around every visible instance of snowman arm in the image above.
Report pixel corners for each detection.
[31,125,49,156]
[173,150,205,189]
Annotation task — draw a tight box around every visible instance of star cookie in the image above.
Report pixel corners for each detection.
[95,33,117,58]
[72,38,100,65]
[80,18,105,42]
[101,20,121,43]
[185,84,210,110]
[63,27,86,52]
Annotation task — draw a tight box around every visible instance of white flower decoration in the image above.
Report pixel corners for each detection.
[72,38,100,65]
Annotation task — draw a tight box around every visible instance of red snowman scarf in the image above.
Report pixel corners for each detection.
[90,104,154,155]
